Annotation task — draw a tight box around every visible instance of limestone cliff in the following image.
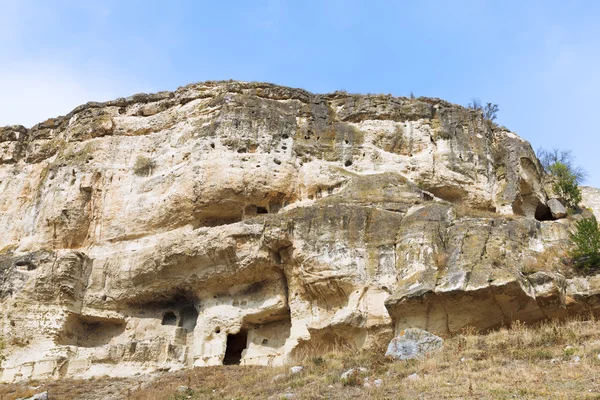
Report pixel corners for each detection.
[0,81,598,382]
[582,186,600,220]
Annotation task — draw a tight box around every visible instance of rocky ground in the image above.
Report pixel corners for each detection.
[3,318,600,399]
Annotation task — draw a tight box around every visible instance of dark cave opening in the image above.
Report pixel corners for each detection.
[223,329,248,365]
[179,306,199,332]
[161,311,177,326]
[534,203,555,222]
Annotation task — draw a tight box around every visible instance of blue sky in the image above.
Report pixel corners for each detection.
[1,0,598,186]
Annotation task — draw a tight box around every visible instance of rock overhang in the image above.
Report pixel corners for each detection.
[0,80,598,382]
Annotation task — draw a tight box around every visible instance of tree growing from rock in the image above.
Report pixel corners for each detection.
[537,148,587,183]
[570,215,600,271]
[537,148,586,209]
[468,98,499,121]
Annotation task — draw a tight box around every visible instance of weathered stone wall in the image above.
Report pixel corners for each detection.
[0,81,597,383]
[582,186,600,220]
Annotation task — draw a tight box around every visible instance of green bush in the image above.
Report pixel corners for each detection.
[570,216,600,271]
[549,161,582,209]
[537,148,587,183]
[537,148,586,210]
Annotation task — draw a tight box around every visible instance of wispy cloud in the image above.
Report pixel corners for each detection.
[0,0,146,127]
[0,59,139,127]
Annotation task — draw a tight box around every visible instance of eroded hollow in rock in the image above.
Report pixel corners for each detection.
[513,177,547,219]
[223,329,248,365]
[161,311,177,326]
[57,314,126,347]
[178,306,199,332]
[202,216,243,227]
[534,203,554,221]
[244,204,279,218]
[128,291,199,332]
[427,185,467,204]
[14,260,36,271]
[291,329,356,359]
[192,204,245,227]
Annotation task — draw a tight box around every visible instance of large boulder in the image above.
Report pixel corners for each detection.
[548,198,567,219]
[385,328,443,360]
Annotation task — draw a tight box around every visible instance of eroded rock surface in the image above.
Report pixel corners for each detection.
[0,80,598,382]
[582,186,600,220]
[547,198,567,219]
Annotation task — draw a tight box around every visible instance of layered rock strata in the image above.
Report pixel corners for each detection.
[0,81,598,382]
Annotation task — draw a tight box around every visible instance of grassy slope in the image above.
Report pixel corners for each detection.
[3,318,600,399]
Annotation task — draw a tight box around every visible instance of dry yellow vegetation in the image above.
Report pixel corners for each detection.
[3,318,600,399]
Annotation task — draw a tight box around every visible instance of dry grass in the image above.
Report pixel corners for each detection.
[133,155,154,176]
[0,376,136,400]
[433,249,449,272]
[523,245,573,276]
[4,318,600,399]
[130,318,600,400]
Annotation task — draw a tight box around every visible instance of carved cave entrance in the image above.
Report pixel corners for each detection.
[161,311,177,326]
[223,329,248,365]
[179,306,199,332]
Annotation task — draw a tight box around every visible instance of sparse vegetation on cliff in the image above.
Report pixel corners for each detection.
[538,148,586,209]
[538,148,587,183]
[133,155,155,176]
[468,98,499,122]
[552,162,582,209]
[570,215,600,271]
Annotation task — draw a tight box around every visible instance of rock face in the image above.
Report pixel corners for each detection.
[0,80,598,382]
[582,187,600,220]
